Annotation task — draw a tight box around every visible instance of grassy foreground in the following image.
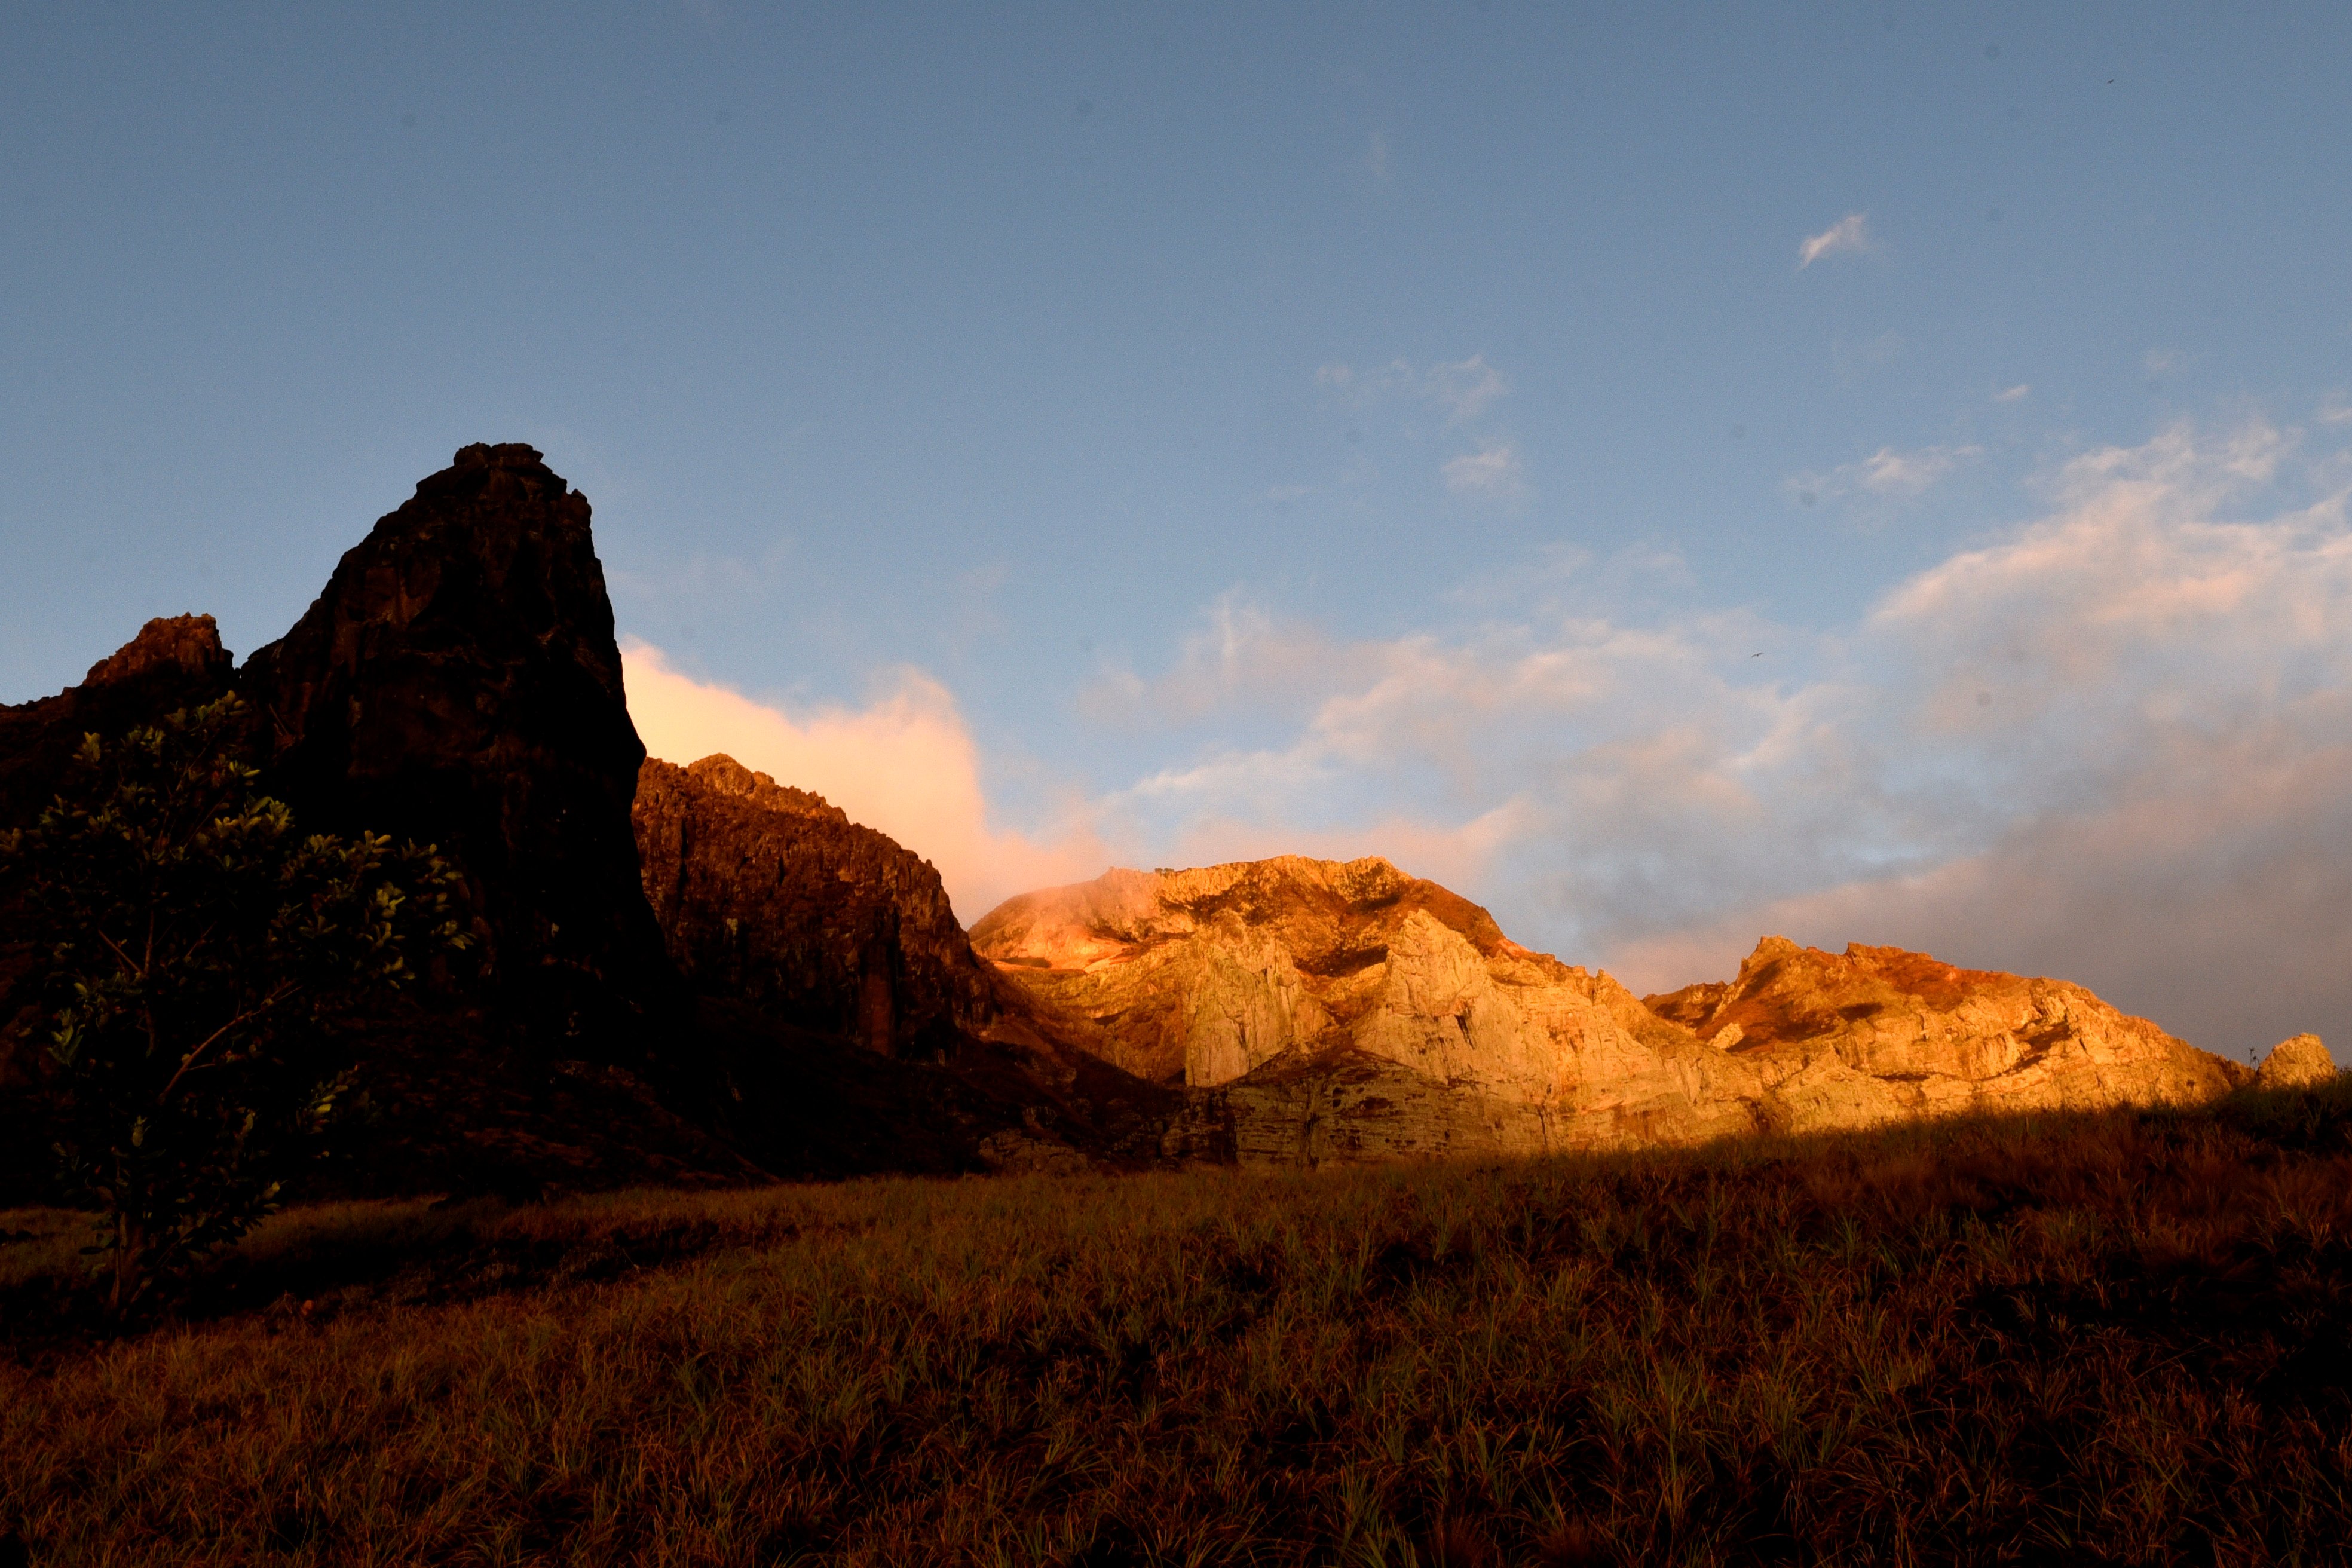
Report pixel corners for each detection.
[5,1084,2352,1567]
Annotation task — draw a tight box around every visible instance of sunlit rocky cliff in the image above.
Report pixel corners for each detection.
[972,856,2298,1162]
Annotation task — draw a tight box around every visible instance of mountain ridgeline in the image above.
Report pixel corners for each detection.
[1,445,2334,1199]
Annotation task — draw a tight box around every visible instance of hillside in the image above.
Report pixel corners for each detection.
[6,1084,2351,1564]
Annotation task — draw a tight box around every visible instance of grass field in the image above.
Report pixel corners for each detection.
[5,1081,2352,1566]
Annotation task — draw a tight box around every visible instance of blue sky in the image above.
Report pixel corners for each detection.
[5,4,2350,1054]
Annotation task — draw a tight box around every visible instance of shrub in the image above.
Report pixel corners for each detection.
[1,696,468,1313]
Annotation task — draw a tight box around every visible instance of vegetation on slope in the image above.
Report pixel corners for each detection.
[4,1082,2351,1566]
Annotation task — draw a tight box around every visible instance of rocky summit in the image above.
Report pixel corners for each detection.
[975,858,2260,1163]
[240,442,675,1046]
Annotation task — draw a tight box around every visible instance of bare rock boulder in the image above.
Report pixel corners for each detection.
[2255,1032,2338,1089]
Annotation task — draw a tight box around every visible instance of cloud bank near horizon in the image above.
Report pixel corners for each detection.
[626,420,2352,1058]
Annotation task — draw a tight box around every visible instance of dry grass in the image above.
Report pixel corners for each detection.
[5,1082,2352,1566]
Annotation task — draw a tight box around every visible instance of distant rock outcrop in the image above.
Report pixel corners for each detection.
[0,614,235,823]
[972,858,1763,1159]
[1646,936,2246,1132]
[2255,1032,2338,1089]
[239,442,676,1046]
[975,860,2252,1163]
[632,754,994,1054]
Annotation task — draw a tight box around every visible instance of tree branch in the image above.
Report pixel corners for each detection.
[157,982,301,1102]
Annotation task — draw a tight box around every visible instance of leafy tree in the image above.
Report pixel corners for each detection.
[1,696,469,1313]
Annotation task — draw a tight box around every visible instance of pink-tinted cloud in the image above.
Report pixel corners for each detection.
[622,643,1108,923]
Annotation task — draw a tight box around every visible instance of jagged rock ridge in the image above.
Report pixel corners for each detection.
[973,857,1763,1160]
[631,754,1192,1174]
[633,754,994,1054]
[2,448,735,1199]
[976,858,2259,1163]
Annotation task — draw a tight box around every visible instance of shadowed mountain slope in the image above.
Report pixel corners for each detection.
[630,754,1193,1177]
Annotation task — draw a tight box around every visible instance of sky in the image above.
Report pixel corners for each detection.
[5,4,2350,1060]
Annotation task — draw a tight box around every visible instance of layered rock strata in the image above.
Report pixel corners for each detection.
[975,859,2253,1162]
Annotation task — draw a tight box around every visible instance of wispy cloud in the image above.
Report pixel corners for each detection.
[2144,347,2191,378]
[1312,354,1524,498]
[1799,212,1873,268]
[1428,355,1509,425]
[1364,130,1389,180]
[1788,443,1982,506]
[627,419,2352,1054]
[1443,441,1527,499]
[1995,384,2031,402]
[1314,356,1509,422]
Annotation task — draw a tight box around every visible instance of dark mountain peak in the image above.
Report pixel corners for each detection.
[235,442,671,1047]
[79,614,232,690]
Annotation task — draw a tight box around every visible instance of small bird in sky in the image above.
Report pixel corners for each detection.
[1750,651,1765,657]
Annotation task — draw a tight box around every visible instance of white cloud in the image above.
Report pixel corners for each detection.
[2144,347,2191,377]
[1365,130,1389,180]
[623,644,1107,922]
[1995,384,2031,402]
[623,421,2352,1056]
[1315,356,1511,425]
[1428,355,1509,425]
[1443,441,1527,498]
[1789,442,1982,505]
[1083,419,2352,1055]
[2319,392,2352,427]
[1798,212,1873,268]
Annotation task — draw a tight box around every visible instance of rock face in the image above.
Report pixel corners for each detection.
[976,860,2250,1163]
[630,754,1190,1175]
[0,614,235,823]
[239,442,676,1045]
[632,754,994,1054]
[972,858,1763,1158]
[1645,936,2244,1132]
[2255,1033,2338,1089]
